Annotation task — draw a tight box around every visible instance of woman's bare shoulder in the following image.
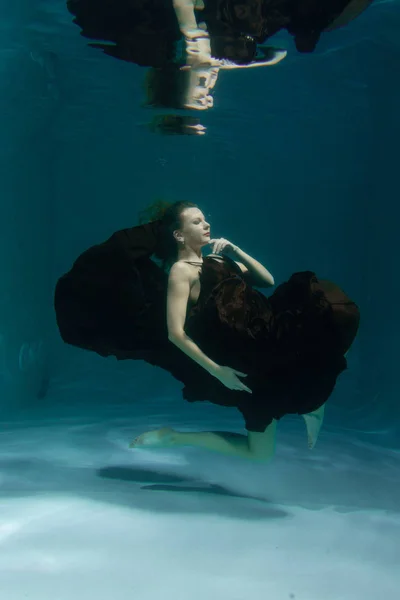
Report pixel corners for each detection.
[169,261,193,280]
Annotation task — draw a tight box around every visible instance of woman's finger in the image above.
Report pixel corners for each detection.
[240,383,252,393]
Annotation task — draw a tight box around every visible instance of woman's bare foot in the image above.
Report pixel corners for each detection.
[129,427,176,449]
[303,405,325,450]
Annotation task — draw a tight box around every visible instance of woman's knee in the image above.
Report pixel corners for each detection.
[247,421,277,462]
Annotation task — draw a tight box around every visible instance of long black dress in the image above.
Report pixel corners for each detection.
[54,222,360,432]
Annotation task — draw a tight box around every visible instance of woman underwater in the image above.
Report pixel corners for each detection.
[54,201,360,462]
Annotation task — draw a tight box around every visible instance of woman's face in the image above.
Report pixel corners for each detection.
[177,207,211,248]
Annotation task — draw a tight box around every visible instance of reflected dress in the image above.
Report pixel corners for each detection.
[54,222,360,432]
[66,0,359,66]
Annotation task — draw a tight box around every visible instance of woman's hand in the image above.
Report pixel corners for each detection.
[208,238,238,255]
[213,366,252,393]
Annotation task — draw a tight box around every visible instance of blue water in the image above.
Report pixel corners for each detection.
[0,1,399,599]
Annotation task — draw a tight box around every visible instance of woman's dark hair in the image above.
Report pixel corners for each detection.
[139,200,197,269]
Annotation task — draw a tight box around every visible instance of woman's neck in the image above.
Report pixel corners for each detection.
[177,248,203,263]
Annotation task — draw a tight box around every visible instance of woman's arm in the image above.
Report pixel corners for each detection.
[209,239,275,288]
[167,262,220,375]
[172,0,201,39]
[172,0,219,67]
[167,261,253,394]
[233,246,275,287]
[172,0,221,111]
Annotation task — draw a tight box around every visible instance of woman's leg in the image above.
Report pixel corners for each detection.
[130,420,277,462]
